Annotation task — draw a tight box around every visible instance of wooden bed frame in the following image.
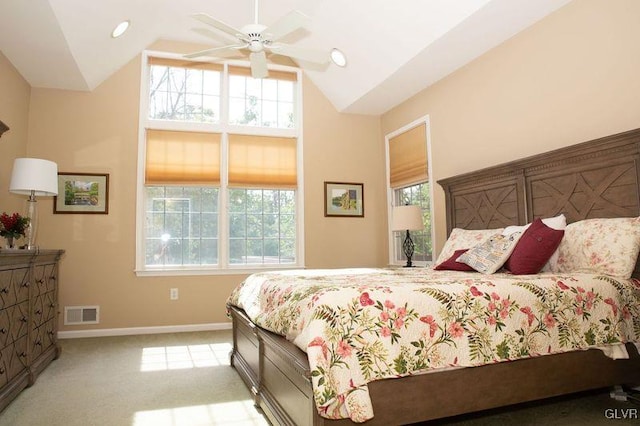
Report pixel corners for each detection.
[228,128,640,425]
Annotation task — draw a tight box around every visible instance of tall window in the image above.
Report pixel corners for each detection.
[137,55,302,273]
[387,120,433,265]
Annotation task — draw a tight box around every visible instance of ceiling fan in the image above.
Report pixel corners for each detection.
[185,0,331,78]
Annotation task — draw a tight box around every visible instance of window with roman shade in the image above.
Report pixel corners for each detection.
[138,53,302,273]
[145,129,221,185]
[228,134,297,188]
[389,123,428,189]
[386,120,432,265]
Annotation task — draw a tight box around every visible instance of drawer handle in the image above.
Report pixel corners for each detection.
[19,352,26,358]
[50,303,56,308]
[48,330,55,336]
[35,309,42,315]
[0,328,6,334]
[21,282,29,288]
[20,316,28,323]
[35,340,42,346]
[0,287,8,294]
[0,367,4,375]
[37,279,45,284]
[49,276,56,281]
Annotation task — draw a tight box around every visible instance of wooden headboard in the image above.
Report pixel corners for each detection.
[437,127,640,276]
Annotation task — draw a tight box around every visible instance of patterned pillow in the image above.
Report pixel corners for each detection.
[435,227,504,266]
[548,217,640,278]
[457,232,522,274]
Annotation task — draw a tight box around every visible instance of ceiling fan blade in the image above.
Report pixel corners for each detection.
[184,44,247,59]
[263,10,309,41]
[250,51,269,79]
[192,27,240,43]
[268,43,329,64]
[191,13,244,39]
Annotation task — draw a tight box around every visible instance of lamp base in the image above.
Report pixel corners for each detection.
[23,196,38,250]
[402,230,415,268]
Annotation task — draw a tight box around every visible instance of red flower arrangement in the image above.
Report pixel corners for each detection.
[0,212,30,239]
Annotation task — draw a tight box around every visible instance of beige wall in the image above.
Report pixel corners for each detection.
[0,52,30,213]
[381,0,640,257]
[24,46,384,331]
[10,0,640,333]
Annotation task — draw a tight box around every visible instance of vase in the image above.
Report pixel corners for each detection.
[4,236,17,249]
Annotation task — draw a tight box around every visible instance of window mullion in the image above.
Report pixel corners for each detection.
[219,132,229,268]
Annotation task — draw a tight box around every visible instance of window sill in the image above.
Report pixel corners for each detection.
[135,264,305,277]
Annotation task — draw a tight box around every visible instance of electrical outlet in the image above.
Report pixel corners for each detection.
[170,288,178,300]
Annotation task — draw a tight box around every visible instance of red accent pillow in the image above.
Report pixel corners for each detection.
[505,218,564,274]
[434,249,476,272]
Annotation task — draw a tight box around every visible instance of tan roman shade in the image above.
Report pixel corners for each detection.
[228,65,297,81]
[145,129,221,185]
[389,123,428,188]
[148,57,223,72]
[228,134,297,188]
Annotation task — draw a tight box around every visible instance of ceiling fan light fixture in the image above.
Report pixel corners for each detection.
[111,20,130,38]
[330,48,347,67]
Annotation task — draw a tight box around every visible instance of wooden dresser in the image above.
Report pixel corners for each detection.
[0,249,64,412]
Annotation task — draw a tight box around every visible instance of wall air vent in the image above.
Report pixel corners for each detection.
[64,306,100,325]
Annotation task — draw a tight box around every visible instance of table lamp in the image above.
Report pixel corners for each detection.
[391,204,423,267]
[9,158,58,249]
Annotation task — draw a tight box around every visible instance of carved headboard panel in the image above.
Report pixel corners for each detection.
[438,128,640,276]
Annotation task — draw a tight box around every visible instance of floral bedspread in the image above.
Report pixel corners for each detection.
[227,268,640,422]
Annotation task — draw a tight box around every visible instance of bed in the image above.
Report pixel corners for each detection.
[226,127,640,425]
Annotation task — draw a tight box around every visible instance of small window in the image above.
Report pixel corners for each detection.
[393,184,432,263]
[228,66,295,128]
[228,189,296,265]
[148,58,221,123]
[145,187,219,267]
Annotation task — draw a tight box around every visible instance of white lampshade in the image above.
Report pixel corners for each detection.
[392,205,423,231]
[9,158,58,196]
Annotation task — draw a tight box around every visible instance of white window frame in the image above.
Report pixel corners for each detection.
[385,115,435,267]
[135,51,305,276]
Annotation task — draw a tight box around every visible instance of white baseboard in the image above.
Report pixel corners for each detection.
[58,322,232,339]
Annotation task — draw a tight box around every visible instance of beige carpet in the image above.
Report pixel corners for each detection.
[0,330,637,426]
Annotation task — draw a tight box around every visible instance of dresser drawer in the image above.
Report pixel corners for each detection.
[31,291,56,328]
[0,303,28,354]
[32,264,57,294]
[0,336,28,381]
[31,319,56,360]
[0,268,30,309]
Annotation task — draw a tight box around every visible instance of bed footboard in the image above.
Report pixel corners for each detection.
[230,305,318,426]
[230,304,640,426]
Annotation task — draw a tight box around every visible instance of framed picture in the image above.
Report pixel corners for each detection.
[324,181,364,217]
[54,173,110,214]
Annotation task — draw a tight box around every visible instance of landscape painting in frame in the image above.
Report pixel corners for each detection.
[54,173,109,214]
[324,181,364,217]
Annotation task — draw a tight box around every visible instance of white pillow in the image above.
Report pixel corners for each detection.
[502,214,566,236]
[548,216,640,278]
[457,232,523,274]
[435,227,504,266]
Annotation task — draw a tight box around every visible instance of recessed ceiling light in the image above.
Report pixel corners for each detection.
[111,20,130,38]
[330,48,347,67]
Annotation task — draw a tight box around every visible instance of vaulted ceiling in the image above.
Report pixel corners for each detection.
[0,0,570,115]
